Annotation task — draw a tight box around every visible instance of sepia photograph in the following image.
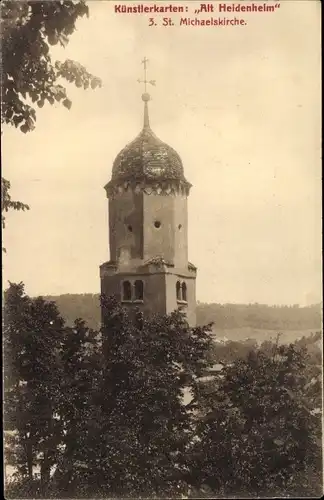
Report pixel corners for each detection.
[1,0,322,498]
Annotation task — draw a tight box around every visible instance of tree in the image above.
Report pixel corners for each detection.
[1,178,30,252]
[4,282,66,496]
[4,287,215,498]
[4,283,102,498]
[52,297,214,498]
[1,0,101,235]
[1,0,101,133]
[51,318,102,498]
[189,343,322,497]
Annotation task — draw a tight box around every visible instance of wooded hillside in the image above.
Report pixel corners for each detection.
[43,293,322,332]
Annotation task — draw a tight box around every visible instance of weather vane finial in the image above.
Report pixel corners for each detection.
[138,57,156,100]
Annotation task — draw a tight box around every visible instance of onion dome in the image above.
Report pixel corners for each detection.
[105,93,191,194]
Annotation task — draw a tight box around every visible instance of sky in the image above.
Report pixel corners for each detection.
[2,0,322,305]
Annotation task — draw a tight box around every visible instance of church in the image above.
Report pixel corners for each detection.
[100,60,197,326]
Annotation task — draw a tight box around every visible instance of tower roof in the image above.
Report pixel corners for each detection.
[106,58,191,194]
[110,94,187,185]
[111,95,186,183]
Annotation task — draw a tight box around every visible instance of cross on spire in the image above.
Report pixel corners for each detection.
[137,56,156,94]
[137,57,156,129]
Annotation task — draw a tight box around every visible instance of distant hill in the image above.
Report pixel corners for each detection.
[196,301,322,331]
[42,294,322,337]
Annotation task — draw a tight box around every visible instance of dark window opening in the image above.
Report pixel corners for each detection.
[127,225,133,232]
[122,280,132,301]
[134,280,144,301]
[154,221,161,228]
[178,224,182,230]
[182,282,187,302]
[176,281,181,301]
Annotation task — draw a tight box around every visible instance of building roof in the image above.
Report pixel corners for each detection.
[109,94,189,186]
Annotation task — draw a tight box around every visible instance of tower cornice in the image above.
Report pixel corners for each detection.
[104,178,192,199]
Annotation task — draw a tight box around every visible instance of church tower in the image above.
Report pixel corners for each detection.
[100,59,197,325]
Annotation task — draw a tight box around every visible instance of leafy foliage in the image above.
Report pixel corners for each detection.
[1,178,30,251]
[4,282,66,493]
[1,1,101,237]
[50,297,214,498]
[50,318,102,498]
[189,343,322,497]
[4,286,214,498]
[1,0,101,134]
[1,178,29,226]
[4,283,100,497]
[4,285,322,498]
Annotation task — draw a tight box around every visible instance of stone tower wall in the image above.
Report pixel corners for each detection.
[143,192,188,267]
[108,190,144,262]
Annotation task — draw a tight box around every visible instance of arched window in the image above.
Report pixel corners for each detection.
[122,280,132,301]
[182,282,187,302]
[134,280,144,301]
[176,281,181,301]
